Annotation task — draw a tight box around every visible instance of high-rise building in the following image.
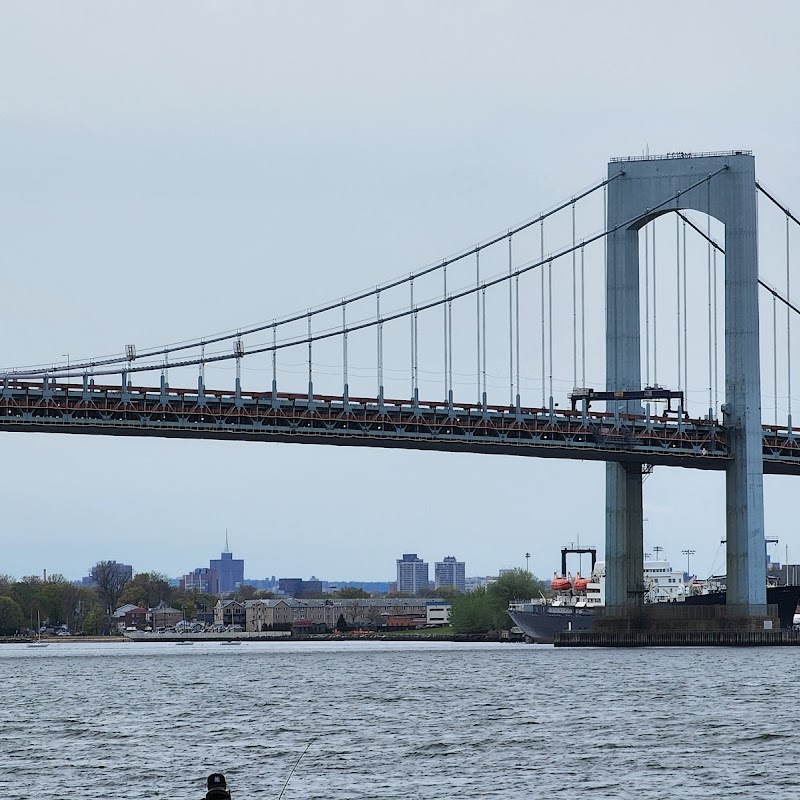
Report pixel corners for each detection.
[82,560,133,587]
[435,556,466,593]
[396,553,429,595]
[209,534,244,594]
[179,567,215,594]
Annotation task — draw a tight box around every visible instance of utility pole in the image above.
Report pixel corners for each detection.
[653,545,664,561]
[525,552,530,573]
[682,549,696,577]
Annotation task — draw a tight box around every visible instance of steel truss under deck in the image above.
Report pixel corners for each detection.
[1,380,800,473]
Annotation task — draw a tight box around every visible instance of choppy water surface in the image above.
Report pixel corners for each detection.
[0,641,797,799]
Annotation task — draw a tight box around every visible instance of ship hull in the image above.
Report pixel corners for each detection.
[510,586,800,643]
[508,607,595,643]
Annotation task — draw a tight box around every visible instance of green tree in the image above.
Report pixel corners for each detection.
[487,569,545,611]
[430,586,461,599]
[11,578,45,623]
[171,589,217,621]
[450,571,545,634]
[93,561,132,615]
[82,607,104,635]
[335,613,348,634]
[233,584,258,602]
[0,575,14,597]
[337,587,370,599]
[449,587,497,634]
[120,572,172,609]
[0,596,24,635]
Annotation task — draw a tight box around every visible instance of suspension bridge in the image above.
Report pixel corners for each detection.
[3,150,800,622]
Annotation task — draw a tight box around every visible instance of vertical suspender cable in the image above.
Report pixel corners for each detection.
[515,273,520,408]
[443,264,448,401]
[410,278,415,400]
[645,225,650,386]
[540,219,546,407]
[707,189,713,416]
[713,246,719,412]
[342,300,348,400]
[682,218,688,407]
[414,306,419,400]
[774,293,778,425]
[481,285,487,404]
[508,235,514,406]
[603,184,608,393]
[271,323,277,395]
[676,214,682,392]
[377,291,383,402]
[307,312,313,398]
[787,214,792,425]
[572,201,577,389]
[548,259,554,403]
[581,244,586,389]
[653,220,658,386]
[448,296,453,402]
[476,250,481,404]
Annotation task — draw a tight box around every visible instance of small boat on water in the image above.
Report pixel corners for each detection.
[27,612,49,648]
[220,641,241,646]
[175,641,195,646]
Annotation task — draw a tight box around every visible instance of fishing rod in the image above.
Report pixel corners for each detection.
[277,739,315,800]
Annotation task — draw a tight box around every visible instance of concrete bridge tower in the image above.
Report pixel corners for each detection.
[604,151,767,622]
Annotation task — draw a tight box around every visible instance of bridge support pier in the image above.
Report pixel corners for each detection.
[605,152,767,623]
[605,462,644,613]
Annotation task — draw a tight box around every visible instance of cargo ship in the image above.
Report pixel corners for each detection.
[508,546,800,642]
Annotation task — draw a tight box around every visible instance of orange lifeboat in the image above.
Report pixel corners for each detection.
[573,576,590,592]
[550,573,572,592]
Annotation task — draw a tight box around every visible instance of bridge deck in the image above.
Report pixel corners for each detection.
[1,380,799,473]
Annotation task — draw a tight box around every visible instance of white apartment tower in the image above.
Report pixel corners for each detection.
[435,556,466,593]
[396,553,429,594]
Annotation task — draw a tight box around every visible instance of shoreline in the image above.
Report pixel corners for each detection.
[2,632,506,645]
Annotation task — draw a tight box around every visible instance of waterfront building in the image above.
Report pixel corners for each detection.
[426,602,452,626]
[209,535,244,594]
[150,602,183,629]
[213,599,246,629]
[243,597,437,633]
[396,554,429,595]
[435,556,466,593]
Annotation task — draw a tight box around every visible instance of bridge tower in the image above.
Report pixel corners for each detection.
[605,151,767,621]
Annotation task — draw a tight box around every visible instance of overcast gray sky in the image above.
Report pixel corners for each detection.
[2,1,800,583]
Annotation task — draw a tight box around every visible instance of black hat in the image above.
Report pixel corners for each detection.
[207,774,227,790]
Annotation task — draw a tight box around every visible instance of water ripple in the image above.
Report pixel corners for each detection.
[0,641,797,799]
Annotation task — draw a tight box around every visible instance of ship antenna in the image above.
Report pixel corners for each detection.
[277,739,315,800]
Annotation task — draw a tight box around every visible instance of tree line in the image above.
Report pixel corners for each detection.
[0,564,547,636]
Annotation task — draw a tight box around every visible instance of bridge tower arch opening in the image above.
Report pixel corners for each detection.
[604,151,766,621]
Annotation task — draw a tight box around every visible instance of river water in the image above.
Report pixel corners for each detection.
[0,640,796,799]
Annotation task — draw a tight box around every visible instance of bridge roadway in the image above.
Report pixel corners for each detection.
[1,379,800,473]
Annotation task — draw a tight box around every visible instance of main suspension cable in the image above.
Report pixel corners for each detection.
[13,168,729,381]
[6,174,625,379]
